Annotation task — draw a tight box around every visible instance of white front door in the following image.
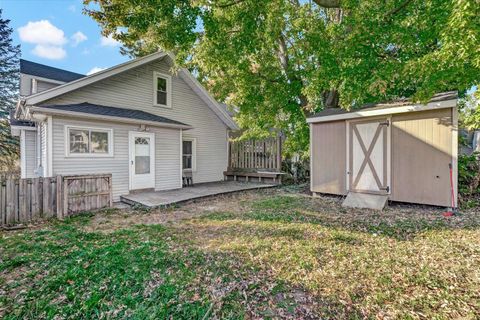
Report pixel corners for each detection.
[348,118,391,194]
[129,131,155,190]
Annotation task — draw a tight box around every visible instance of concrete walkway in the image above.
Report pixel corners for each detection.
[120,181,276,208]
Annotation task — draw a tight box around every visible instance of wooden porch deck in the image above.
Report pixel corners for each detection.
[120,181,275,208]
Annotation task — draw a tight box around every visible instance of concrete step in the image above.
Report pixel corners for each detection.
[342,192,388,210]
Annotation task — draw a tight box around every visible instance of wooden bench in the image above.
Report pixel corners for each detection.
[223,170,284,184]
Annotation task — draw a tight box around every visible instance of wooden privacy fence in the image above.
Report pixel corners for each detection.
[228,136,282,171]
[0,174,112,226]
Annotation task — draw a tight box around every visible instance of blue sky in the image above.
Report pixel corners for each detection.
[1,0,129,75]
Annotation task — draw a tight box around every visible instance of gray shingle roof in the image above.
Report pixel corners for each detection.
[20,59,85,83]
[39,102,189,127]
[308,91,458,118]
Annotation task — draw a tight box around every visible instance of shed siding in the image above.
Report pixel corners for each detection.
[311,121,347,195]
[51,116,181,201]
[390,109,453,207]
[24,130,37,178]
[43,59,228,184]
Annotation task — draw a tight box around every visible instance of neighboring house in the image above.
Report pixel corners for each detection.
[11,52,238,201]
[308,92,459,208]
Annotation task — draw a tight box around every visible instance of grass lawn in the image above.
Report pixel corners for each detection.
[1,187,479,319]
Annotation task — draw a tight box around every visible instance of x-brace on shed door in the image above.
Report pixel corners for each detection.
[348,118,391,195]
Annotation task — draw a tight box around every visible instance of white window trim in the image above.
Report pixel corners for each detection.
[65,125,114,158]
[182,137,197,172]
[153,71,172,108]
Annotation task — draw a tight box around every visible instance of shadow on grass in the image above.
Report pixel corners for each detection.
[0,221,366,319]
[205,195,480,241]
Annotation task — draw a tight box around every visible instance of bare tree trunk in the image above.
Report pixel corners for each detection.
[323,89,340,108]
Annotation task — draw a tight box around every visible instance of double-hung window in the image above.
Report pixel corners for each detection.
[66,126,113,157]
[182,138,196,171]
[153,71,172,108]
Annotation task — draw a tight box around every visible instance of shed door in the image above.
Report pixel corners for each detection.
[349,118,390,194]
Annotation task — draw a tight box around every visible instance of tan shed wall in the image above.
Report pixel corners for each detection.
[310,121,347,195]
[390,108,454,207]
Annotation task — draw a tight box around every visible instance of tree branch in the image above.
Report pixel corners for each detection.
[385,0,413,19]
[216,0,246,9]
[312,0,341,8]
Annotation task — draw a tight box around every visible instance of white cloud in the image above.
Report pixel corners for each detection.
[18,20,67,46]
[32,45,66,60]
[100,35,120,47]
[71,31,87,46]
[18,20,68,60]
[87,67,106,75]
[68,5,76,12]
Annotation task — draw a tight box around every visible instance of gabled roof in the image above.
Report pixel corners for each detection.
[29,102,191,129]
[22,52,239,130]
[307,91,458,123]
[20,59,85,83]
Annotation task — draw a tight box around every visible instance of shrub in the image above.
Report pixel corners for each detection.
[458,152,480,207]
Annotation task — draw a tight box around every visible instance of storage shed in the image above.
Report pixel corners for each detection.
[307,91,458,208]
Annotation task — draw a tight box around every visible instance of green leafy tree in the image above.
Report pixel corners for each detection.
[84,0,480,154]
[459,89,480,130]
[0,9,20,171]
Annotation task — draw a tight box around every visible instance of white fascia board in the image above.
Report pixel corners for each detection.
[11,125,36,132]
[307,99,458,124]
[25,51,169,105]
[29,106,193,130]
[178,68,239,130]
[26,75,65,85]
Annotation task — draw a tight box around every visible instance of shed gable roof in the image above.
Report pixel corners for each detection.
[307,91,458,123]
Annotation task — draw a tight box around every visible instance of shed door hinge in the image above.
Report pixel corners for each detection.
[379,120,390,127]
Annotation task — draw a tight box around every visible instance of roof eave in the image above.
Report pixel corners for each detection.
[28,106,192,130]
[307,98,458,124]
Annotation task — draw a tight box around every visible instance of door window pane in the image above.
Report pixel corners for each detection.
[135,137,150,174]
[91,131,109,153]
[69,129,89,153]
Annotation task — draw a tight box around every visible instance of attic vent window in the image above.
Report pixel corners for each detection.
[153,71,172,108]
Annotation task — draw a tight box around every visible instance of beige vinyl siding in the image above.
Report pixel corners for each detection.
[390,109,453,207]
[24,130,37,178]
[51,116,181,201]
[310,121,347,195]
[43,59,228,184]
[37,80,59,93]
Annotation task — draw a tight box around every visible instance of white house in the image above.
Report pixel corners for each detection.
[11,52,238,201]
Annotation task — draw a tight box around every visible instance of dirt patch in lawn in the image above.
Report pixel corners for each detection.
[82,187,480,237]
[81,190,269,233]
